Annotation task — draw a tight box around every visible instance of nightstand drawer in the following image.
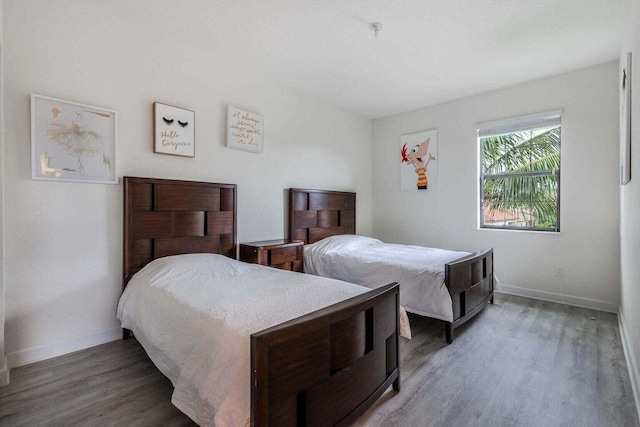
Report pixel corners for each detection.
[269,246,298,265]
[239,239,304,273]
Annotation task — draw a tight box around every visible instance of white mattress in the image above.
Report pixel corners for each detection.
[116,253,408,426]
[304,235,472,323]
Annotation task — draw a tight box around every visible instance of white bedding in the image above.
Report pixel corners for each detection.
[116,253,408,426]
[304,235,472,323]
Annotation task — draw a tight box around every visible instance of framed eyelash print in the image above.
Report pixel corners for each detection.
[153,102,195,157]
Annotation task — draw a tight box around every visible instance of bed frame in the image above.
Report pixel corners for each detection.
[289,187,494,344]
[123,177,400,426]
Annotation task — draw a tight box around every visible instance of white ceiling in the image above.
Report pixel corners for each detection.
[203,0,633,119]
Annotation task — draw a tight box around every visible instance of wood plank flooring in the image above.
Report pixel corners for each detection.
[0,294,637,426]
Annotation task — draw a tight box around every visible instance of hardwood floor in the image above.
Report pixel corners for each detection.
[354,294,638,427]
[0,294,637,426]
[0,334,195,426]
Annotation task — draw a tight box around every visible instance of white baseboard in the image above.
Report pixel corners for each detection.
[497,284,618,313]
[0,355,9,387]
[619,307,640,423]
[7,327,122,369]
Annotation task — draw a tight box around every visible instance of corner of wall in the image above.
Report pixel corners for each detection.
[498,284,618,313]
[619,306,640,423]
[0,356,8,387]
[6,327,121,369]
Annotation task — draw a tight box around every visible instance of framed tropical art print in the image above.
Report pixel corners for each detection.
[621,52,632,185]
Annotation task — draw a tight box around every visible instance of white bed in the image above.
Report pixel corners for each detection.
[289,187,495,343]
[304,235,475,323]
[117,253,409,426]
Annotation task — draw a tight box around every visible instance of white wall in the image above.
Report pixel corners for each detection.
[619,0,640,416]
[373,62,621,311]
[2,0,373,368]
[0,0,7,386]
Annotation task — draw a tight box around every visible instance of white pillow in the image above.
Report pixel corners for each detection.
[305,234,382,254]
[129,253,256,290]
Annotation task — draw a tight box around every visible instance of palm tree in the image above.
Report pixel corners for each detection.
[481,126,560,229]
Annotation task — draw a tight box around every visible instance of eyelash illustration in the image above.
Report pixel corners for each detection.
[163,117,174,125]
[178,121,188,127]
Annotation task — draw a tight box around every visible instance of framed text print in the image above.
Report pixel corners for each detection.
[226,105,264,153]
[31,94,117,184]
[154,102,195,157]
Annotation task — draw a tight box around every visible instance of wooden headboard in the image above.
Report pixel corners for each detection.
[123,176,237,286]
[288,188,356,244]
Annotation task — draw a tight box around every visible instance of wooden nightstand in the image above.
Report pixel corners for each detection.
[239,239,304,272]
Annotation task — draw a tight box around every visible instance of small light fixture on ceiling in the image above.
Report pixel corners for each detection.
[370,22,383,38]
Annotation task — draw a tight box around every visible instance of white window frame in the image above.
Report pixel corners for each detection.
[478,110,562,232]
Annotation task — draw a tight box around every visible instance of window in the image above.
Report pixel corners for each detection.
[478,110,561,232]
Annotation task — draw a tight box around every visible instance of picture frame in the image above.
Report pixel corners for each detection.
[226,105,264,153]
[31,94,117,184]
[400,129,438,191]
[154,102,195,157]
[621,52,632,185]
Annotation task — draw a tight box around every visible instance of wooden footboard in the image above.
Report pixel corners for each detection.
[251,282,400,427]
[444,248,493,343]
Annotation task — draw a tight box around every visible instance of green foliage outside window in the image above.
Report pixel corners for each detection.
[481,126,560,231]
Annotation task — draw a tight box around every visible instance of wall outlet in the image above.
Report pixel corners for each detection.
[555,266,565,277]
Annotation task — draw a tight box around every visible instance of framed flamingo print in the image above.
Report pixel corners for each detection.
[31,94,117,184]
